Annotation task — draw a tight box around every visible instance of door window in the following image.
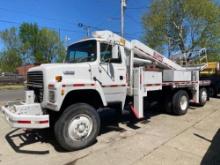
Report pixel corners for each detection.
[100,43,112,63]
[100,43,121,63]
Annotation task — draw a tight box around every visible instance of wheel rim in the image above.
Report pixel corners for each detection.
[180,95,188,111]
[201,90,207,103]
[68,114,93,141]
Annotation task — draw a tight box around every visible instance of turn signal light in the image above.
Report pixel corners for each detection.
[55,76,62,82]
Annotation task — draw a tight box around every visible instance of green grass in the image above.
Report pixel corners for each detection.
[0,84,24,90]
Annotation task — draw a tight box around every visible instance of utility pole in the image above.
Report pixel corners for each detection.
[121,0,126,37]
[64,35,71,50]
[78,23,91,37]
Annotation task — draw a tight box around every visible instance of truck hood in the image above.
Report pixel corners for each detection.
[28,63,94,84]
[29,63,90,71]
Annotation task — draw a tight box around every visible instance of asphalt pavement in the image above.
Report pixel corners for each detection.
[0,88,24,103]
[0,89,220,165]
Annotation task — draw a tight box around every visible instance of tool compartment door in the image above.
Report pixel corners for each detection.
[143,71,162,91]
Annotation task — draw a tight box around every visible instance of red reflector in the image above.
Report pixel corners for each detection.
[39,120,49,124]
[48,84,55,88]
[17,120,31,124]
[73,84,84,87]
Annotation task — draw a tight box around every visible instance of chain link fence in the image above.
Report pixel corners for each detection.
[0,73,25,84]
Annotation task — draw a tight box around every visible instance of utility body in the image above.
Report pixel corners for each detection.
[200,62,220,97]
[1,31,210,151]
[169,49,219,98]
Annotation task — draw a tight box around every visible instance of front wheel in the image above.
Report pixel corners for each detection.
[54,103,100,151]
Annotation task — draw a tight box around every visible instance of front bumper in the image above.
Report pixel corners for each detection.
[1,101,49,129]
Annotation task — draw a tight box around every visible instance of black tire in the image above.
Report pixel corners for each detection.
[199,88,208,106]
[172,90,189,115]
[209,86,217,98]
[54,103,100,151]
[163,94,172,114]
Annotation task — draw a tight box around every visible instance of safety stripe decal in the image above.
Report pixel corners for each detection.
[162,81,199,86]
[145,84,161,87]
[130,105,139,118]
[17,120,49,124]
[62,83,95,87]
[62,84,126,88]
[17,120,31,124]
[73,83,95,87]
[39,120,49,124]
[102,84,127,87]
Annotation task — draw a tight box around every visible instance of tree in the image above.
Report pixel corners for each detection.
[19,23,65,63]
[0,27,22,72]
[142,0,220,60]
[0,27,20,50]
[37,28,65,63]
[19,23,41,64]
[0,23,66,72]
[0,49,22,72]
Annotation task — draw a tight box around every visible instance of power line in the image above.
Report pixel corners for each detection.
[0,4,147,43]
[0,19,144,42]
[127,6,150,10]
[0,7,110,36]
[0,19,82,34]
[0,19,20,25]
[126,14,142,24]
[0,7,77,27]
[0,6,109,33]
[0,18,131,38]
[0,5,139,38]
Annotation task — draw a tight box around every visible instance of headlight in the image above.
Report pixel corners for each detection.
[49,91,55,103]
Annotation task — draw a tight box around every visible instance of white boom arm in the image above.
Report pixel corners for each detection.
[131,40,185,70]
[93,31,185,71]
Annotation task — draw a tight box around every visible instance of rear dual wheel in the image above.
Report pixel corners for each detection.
[199,88,208,106]
[209,87,217,98]
[172,90,189,115]
[164,90,189,115]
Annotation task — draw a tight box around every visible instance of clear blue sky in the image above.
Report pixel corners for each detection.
[0,0,151,50]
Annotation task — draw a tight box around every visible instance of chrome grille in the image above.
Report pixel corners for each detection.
[27,71,44,102]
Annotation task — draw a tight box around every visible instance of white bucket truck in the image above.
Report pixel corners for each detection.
[1,31,210,151]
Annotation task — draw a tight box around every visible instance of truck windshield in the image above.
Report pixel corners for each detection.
[66,40,97,63]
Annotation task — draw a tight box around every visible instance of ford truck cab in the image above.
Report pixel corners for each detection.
[1,31,128,151]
